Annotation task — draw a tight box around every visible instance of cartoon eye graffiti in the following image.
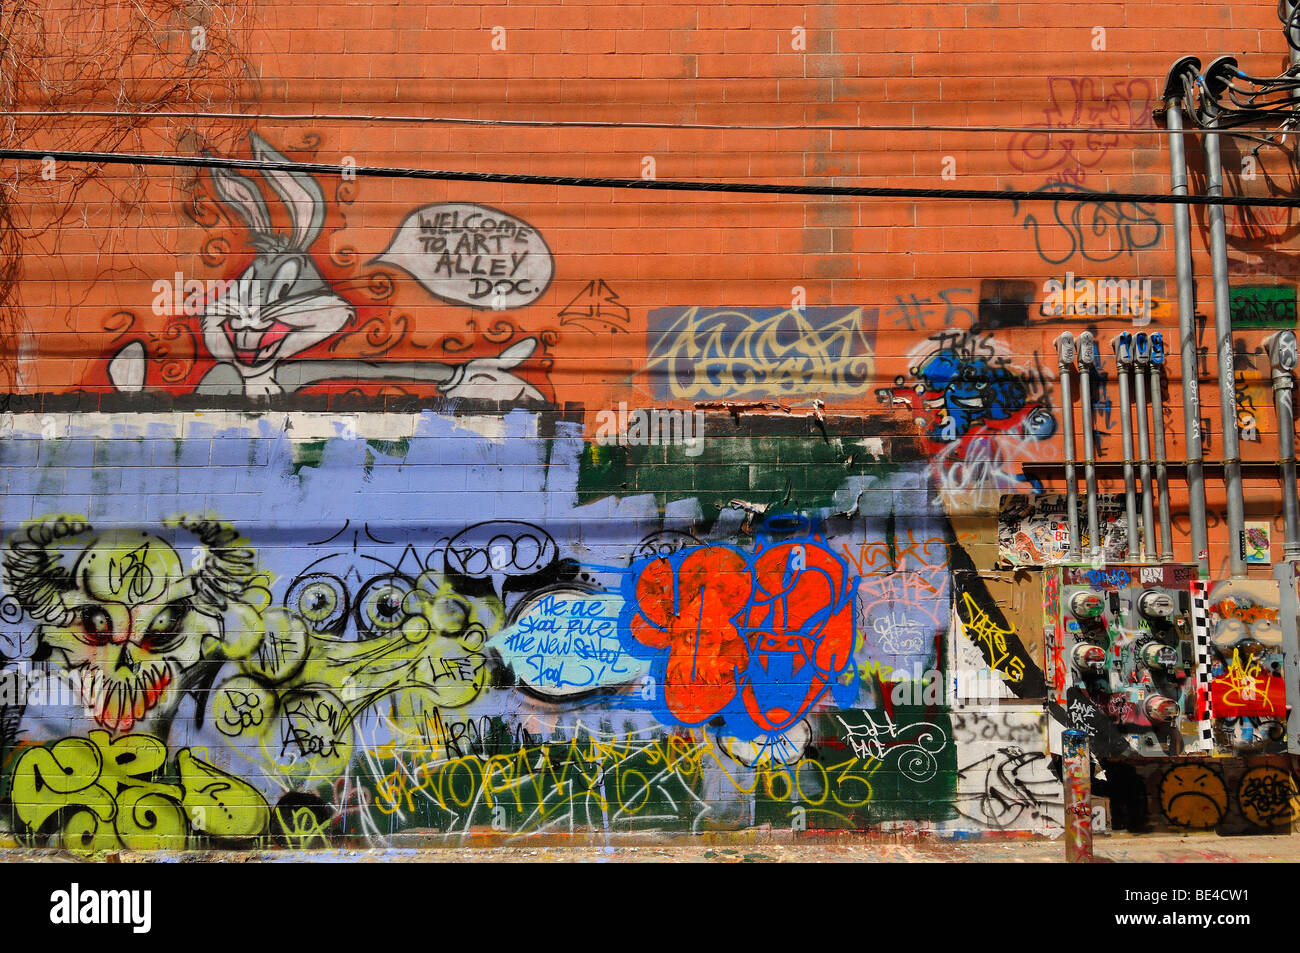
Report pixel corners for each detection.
[1023,405,1057,440]
[79,606,113,646]
[355,575,414,638]
[140,601,190,654]
[268,257,302,305]
[286,574,350,635]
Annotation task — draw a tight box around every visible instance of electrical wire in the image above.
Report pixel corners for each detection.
[3,146,1299,209]
[0,109,1278,137]
[1170,10,1300,137]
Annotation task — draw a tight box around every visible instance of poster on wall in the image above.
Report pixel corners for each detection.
[1244,521,1272,564]
[997,493,1128,567]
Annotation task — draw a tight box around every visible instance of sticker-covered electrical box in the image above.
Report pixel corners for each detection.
[1052,565,1197,757]
[1199,580,1288,756]
[1046,567,1288,758]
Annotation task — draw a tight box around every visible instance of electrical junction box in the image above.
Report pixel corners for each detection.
[1047,564,1197,757]
[1199,579,1287,756]
[1045,566,1287,758]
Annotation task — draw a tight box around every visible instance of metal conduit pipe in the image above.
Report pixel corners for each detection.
[1267,330,1300,562]
[1078,331,1102,562]
[1112,333,1142,561]
[1056,333,1081,561]
[1203,57,1249,579]
[1149,332,1175,562]
[1287,0,1300,68]
[1161,58,1211,575]
[1134,332,1158,561]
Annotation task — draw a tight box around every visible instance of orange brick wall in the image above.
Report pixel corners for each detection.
[0,0,1296,846]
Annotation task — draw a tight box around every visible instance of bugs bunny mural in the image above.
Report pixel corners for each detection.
[108,133,544,401]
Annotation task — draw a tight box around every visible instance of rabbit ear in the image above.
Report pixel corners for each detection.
[210,164,274,237]
[251,133,326,251]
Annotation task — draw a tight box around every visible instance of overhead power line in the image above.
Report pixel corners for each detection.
[2,146,1299,209]
[0,109,1277,137]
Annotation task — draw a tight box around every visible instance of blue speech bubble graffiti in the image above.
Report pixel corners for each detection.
[490,588,646,697]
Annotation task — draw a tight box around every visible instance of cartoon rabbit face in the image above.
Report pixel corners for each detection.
[203,253,351,373]
[203,134,355,381]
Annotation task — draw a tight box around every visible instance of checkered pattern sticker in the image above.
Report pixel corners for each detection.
[1190,580,1214,746]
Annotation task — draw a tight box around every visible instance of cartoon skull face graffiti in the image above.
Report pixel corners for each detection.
[3,517,258,734]
[48,532,212,732]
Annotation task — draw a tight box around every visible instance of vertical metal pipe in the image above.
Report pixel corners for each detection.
[1274,561,1300,755]
[1056,333,1080,561]
[1078,332,1102,562]
[1150,332,1175,562]
[1062,729,1093,863]
[1202,99,1248,578]
[1112,333,1141,562]
[1162,86,1210,575]
[1134,333,1158,561]
[1268,330,1300,562]
[1287,1,1300,68]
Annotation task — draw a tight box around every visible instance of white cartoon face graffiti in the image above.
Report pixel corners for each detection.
[194,134,356,396]
[200,254,353,394]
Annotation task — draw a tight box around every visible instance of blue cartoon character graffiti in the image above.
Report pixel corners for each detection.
[880,330,1056,447]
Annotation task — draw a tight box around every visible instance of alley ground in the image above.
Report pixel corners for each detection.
[1,831,1298,862]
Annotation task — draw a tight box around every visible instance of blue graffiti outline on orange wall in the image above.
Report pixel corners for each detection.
[617,515,859,741]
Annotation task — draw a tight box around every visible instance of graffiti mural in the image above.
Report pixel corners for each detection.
[105,134,546,402]
[0,410,975,847]
[1150,759,1299,833]
[1204,581,1287,756]
[371,203,554,309]
[644,306,876,401]
[2,517,267,735]
[1230,285,1298,329]
[877,328,1056,509]
[10,732,269,853]
[557,280,631,334]
[4,0,1299,864]
[1008,77,1156,187]
[1009,184,1163,266]
[619,518,857,744]
[949,710,1064,834]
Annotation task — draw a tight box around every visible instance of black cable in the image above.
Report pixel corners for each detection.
[4,146,1300,210]
[0,109,1281,137]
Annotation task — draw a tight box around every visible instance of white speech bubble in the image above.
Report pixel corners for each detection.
[369,202,554,310]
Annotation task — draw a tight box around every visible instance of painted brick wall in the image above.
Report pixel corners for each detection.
[0,0,1298,849]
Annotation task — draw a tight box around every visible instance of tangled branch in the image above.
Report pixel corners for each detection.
[0,0,256,390]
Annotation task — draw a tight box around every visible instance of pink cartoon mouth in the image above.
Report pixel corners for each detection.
[225,321,293,366]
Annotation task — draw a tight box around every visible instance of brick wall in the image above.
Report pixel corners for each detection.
[0,0,1297,849]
